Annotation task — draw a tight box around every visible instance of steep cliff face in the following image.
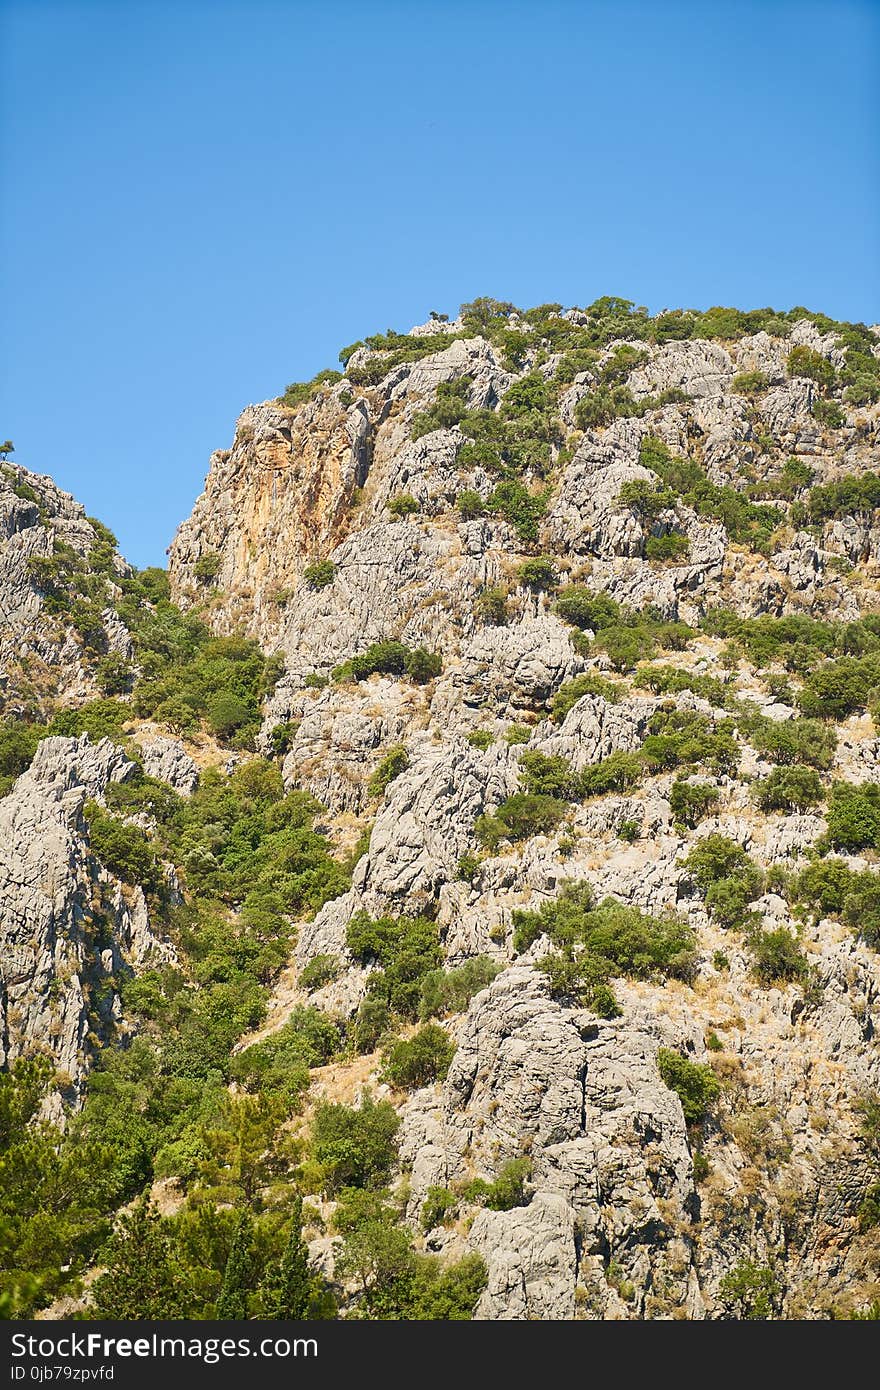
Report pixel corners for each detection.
[5,300,880,1319]
[0,463,133,716]
[0,735,172,1114]
[161,301,880,1317]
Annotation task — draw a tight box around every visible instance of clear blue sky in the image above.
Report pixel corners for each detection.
[2,0,878,567]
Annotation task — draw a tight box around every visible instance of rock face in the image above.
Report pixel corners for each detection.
[0,736,172,1112]
[0,464,132,715]
[159,304,880,1318]
[6,303,880,1318]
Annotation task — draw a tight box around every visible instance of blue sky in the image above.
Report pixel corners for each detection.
[2,0,878,567]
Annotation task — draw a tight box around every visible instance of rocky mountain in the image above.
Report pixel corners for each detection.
[3,297,880,1320]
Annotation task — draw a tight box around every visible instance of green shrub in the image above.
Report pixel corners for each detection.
[299,954,342,990]
[405,647,443,683]
[554,587,620,631]
[474,586,508,625]
[485,481,548,542]
[419,957,500,1019]
[461,1158,531,1212]
[645,532,690,562]
[748,928,808,984]
[514,883,696,1015]
[578,750,643,797]
[732,370,769,397]
[812,398,846,429]
[420,1187,458,1231]
[455,852,482,882]
[680,835,763,928]
[387,494,420,518]
[465,730,493,750]
[787,345,837,389]
[332,640,441,685]
[411,378,471,438]
[381,1024,456,1088]
[808,472,880,523]
[267,721,298,758]
[303,559,336,590]
[717,1262,779,1320]
[193,552,222,584]
[656,1048,721,1126]
[0,719,47,795]
[669,779,719,828]
[346,911,443,1024]
[49,698,129,743]
[825,782,880,850]
[517,557,558,591]
[753,764,824,813]
[84,802,160,892]
[311,1094,400,1194]
[474,793,568,849]
[456,489,485,519]
[550,672,621,720]
[368,746,409,798]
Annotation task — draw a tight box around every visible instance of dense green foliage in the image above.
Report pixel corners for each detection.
[656,1048,721,1126]
[512,882,696,1016]
[332,641,442,684]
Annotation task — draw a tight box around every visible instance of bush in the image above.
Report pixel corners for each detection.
[311,1094,400,1194]
[405,647,442,683]
[554,587,620,631]
[717,1262,779,1320]
[812,398,846,429]
[419,957,500,1019]
[753,764,824,813]
[387,494,420,518]
[368,746,409,798]
[474,793,568,848]
[485,481,548,542]
[299,954,342,991]
[748,928,808,984]
[645,533,690,562]
[474,586,508,625]
[656,1049,721,1126]
[787,345,837,389]
[420,1187,457,1231]
[461,1158,532,1211]
[303,560,336,590]
[669,779,719,829]
[550,672,621,720]
[680,835,763,928]
[381,1024,456,1088]
[826,782,880,850]
[0,719,48,795]
[517,557,558,592]
[513,883,696,1014]
[84,802,160,892]
[732,370,769,397]
[456,489,484,519]
[332,640,441,685]
[411,378,471,438]
[193,551,222,584]
[346,911,443,1024]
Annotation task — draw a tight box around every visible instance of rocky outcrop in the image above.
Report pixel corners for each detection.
[0,465,131,714]
[0,736,172,1112]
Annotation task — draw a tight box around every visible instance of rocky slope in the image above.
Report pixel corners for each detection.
[4,298,880,1319]
[166,300,880,1317]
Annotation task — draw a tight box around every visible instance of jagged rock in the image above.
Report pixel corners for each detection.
[136,734,199,795]
[0,736,172,1111]
[449,615,583,714]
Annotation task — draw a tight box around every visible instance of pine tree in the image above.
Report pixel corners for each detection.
[260,1196,311,1319]
[91,1203,181,1319]
[216,1208,255,1319]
